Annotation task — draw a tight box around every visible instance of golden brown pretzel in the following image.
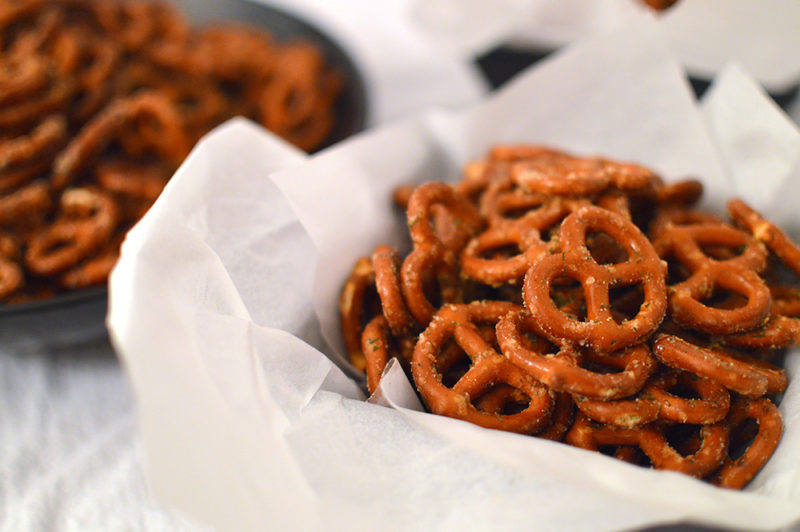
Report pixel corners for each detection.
[412,301,554,434]
[497,309,657,400]
[523,205,667,352]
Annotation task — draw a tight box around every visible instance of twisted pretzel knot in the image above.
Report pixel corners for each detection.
[566,412,729,478]
[653,222,771,334]
[496,308,657,400]
[401,182,482,326]
[411,301,554,434]
[523,205,667,352]
[25,187,119,276]
[712,397,783,489]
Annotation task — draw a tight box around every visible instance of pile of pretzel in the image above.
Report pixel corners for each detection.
[340,144,796,489]
[0,0,342,303]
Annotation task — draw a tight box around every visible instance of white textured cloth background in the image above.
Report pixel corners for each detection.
[0,336,205,531]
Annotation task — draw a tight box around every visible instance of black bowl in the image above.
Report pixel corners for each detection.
[0,0,367,345]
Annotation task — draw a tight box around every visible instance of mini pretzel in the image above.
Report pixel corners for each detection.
[372,245,414,336]
[411,301,554,434]
[573,390,660,428]
[645,369,730,424]
[653,222,771,334]
[523,205,667,352]
[712,397,783,490]
[401,183,482,325]
[459,221,547,286]
[653,334,787,398]
[0,114,66,172]
[567,412,729,478]
[497,309,657,400]
[25,187,119,276]
[728,198,800,278]
[0,181,52,227]
[638,421,729,478]
[338,256,375,371]
[0,256,23,300]
[721,315,800,350]
[361,315,391,394]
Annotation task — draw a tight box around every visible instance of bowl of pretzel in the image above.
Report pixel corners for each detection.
[342,144,791,490]
[0,0,365,340]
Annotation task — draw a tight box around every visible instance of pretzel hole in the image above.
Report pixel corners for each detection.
[474,384,531,415]
[667,423,702,455]
[480,243,521,261]
[586,231,628,265]
[609,284,644,324]
[550,276,587,321]
[665,377,702,400]
[729,417,759,460]
[663,255,691,285]
[699,243,746,261]
[699,285,748,309]
[438,340,472,388]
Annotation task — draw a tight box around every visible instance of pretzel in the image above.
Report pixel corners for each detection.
[361,315,392,395]
[339,256,375,371]
[728,198,800,278]
[567,412,729,478]
[401,182,482,325]
[721,314,800,350]
[712,397,783,489]
[653,334,787,398]
[653,221,771,334]
[25,187,118,276]
[523,205,667,352]
[412,301,554,434]
[0,180,51,228]
[0,114,66,172]
[59,232,121,289]
[0,255,23,300]
[497,309,657,400]
[372,245,414,336]
[645,369,730,424]
[459,220,547,286]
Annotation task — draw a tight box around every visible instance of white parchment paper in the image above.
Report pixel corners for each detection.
[109,19,800,532]
[409,0,800,93]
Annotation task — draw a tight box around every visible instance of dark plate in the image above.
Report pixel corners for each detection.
[0,0,367,344]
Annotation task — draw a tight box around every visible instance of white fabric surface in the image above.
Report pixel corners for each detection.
[0,1,486,530]
[0,336,207,532]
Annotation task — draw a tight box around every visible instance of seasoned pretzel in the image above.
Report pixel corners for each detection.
[653,334,787,398]
[712,397,783,490]
[361,315,391,395]
[497,309,657,400]
[573,389,660,428]
[0,180,51,229]
[412,301,554,434]
[523,205,667,352]
[59,232,121,289]
[459,220,547,286]
[25,187,118,276]
[372,245,414,336]
[728,198,800,278]
[646,369,730,424]
[401,183,482,325]
[567,412,729,478]
[721,314,800,350]
[338,256,375,371]
[0,114,66,172]
[654,222,771,334]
